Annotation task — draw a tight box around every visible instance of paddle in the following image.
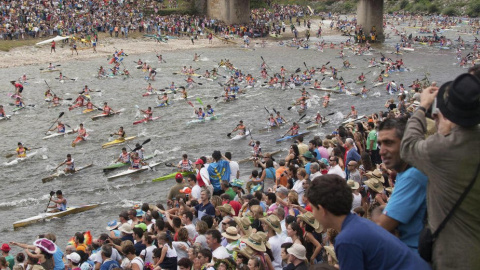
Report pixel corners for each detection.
[196,98,204,106]
[187,100,194,107]
[45,112,64,135]
[227,124,240,137]
[264,106,270,114]
[39,65,61,70]
[260,56,272,71]
[44,191,55,212]
[248,128,253,140]
[129,139,153,169]
[44,80,57,96]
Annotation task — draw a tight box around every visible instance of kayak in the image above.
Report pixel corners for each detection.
[40,69,60,73]
[13,107,25,112]
[107,162,162,180]
[373,82,387,88]
[82,108,95,114]
[102,153,156,172]
[142,92,160,97]
[133,116,161,125]
[101,136,137,149]
[72,134,89,147]
[155,102,173,108]
[231,130,250,140]
[355,80,366,84]
[91,110,122,121]
[152,171,195,182]
[312,87,340,93]
[238,150,283,163]
[187,115,220,125]
[13,204,99,229]
[5,151,37,166]
[276,131,310,143]
[43,130,74,140]
[42,163,93,183]
[342,115,366,125]
[307,120,330,130]
[0,115,11,121]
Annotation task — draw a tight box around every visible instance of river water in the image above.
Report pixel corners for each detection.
[0,25,471,248]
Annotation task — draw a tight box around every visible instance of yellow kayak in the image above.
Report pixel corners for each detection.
[83,108,95,114]
[102,136,136,149]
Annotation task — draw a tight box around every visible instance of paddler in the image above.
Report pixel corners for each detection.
[50,94,62,107]
[129,152,146,170]
[157,54,163,62]
[117,148,131,164]
[286,122,300,136]
[248,140,262,159]
[193,53,199,62]
[0,105,5,117]
[361,86,369,98]
[21,74,27,82]
[141,107,153,122]
[148,67,157,81]
[137,59,143,65]
[179,87,188,99]
[231,120,246,136]
[344,106,358,119]
[57,154,75,173]
[376,74,384,83]
[11,81,23,96]
[205,105,215,116]
[186,76,195,88]
[135,143,145,160]
[315,112,323,124]
[177,154,193,172]
[187,66,195,75]
[145,83,154,94]
[48,62,55,70]
[170,82,177,93]
[98,66,106,77]
[84,99,94,111]
[72,123,87,147]
[267,113,279,127]
[81,85,90,95]
[158,93,169,106]
[275,111,287,125]
[358,73,365,82]
[204,70,211,78]
[313,79,321,89]
[48,190,67,213]
[102,102,115,115]
[194,107,205,120]
[49,120,66,133]
[15,97,24,108]
[323,93,330,108]
[16,142,29,158]
[111,126,126,140]
[181,66,188,74]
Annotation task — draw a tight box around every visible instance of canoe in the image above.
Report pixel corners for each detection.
[276,131,310,143]
[101,136,137,149]
[342,115,366,125]
[5,151,37,166]
[152,171,195,182]
[0,115,11,121]
[42,163,93,183]
[102,153,156,172]
[133,116,161,125]
[238,150,283,163]
[91,110,123,120]
[43,130,74,140]
[13,204,99,229]
[72,134,89,147]
[402,47,415,52]
[231,130,250,140]
[107,162,162,180]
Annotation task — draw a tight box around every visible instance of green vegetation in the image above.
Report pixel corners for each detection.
[467,0,480,17]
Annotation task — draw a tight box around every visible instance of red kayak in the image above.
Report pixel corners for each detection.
[72,134,89,147]
[133,116,161,125]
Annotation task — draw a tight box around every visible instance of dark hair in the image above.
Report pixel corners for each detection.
[220,194,230,201]
[141,203,149,212]
[182,211,193,222]
[251,170,259,178]
[177,258,193,268]
[156,218,165,231]
[16,253,25,263]
[187,174,196,183]
[290,144,300,157]
[200,156,207,164]
[205,229,222,243]
[329,156,339,163]
[254,191,263,201]
[199,248,212,262]
[266,193,276,203]
[172,217,182,228]
[368,122,375,129]
[75,232,84,243]
[353,206,366,217]
[212,150,222,161]
[123,245,136,255]
[309,139,318,147]
[132,227,144,239]
[248,198,260,207]
[225,152,232,160]
[289,222,305,246]
[297,136,304,143]
[201,215,214,229]
[361,152,374,171]
[144,232,154,244]
[76,250,88,264]
[281,242,293,251]
[306,175,353,216]
[177,228,189,242]
[378,117,407,139]
[265,159,274,168]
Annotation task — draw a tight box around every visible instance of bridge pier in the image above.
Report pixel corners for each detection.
[357,0,384,42]
[206,0,250,25]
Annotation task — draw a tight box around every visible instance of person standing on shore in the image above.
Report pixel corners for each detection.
[51,40,56,53]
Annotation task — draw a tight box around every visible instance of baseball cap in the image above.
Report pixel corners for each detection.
[194,159,204,165]
[175,173,183,180]
[67,252,81,264]
[1,244,10,252]
[134,223,147,232]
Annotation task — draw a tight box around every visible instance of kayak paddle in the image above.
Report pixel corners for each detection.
[44,191,55,212]
[45,112,65,135]
[196,98,204,106]
[264,106,270,114]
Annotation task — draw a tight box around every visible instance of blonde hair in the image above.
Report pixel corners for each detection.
[288,191,299,205]
[250,205,263,218]
[210,195,222,207]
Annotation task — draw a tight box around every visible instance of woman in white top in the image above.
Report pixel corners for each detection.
[347,180,363,212]
[172,228,190,261]
[140,232,157,264]
[123,245,144,270]
[153,232,177,270]
[292,168,307,206]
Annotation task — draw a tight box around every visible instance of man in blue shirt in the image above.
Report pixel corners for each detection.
[99,245,120,270]
[376,118,427,251]
[306,174,430,270]
[184,189,216,219]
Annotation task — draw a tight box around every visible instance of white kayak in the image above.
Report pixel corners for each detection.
[231,130,250,141]
[5,151,37,166]
[342,115,366,125]
[107,162,162,180]
[35,35,70,46]
[42,163,93,183]
[43,130,74,140]
[0,115,11,121]
[13,204,99,229]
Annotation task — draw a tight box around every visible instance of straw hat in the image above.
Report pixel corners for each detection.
[233,216,252,235]
[255,232,271,249]
[324,245,338,264]
[347,180,360,190]
[365,169,385,183]
[287,244,307,261]
[365,178,384,193]
[217,204,235,216]
[233,245,255,259]
[118,223,133,234]
[259,214,282,234]
[298,212,323,233]
[221,226,241,240]
[240,234,266,252]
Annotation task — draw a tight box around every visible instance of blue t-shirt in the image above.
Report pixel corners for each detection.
[195,202,216,217]
[53,245,65,270]
[100,260,120,270]
[304,162,312,175]
[383,167,427,251]
[335,214,430,270]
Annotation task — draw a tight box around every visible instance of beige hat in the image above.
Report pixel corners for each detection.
[255,231,271,249]
[233,245,255,259]
[324,245,338,264]
[118,223,133,234]
[240,234,266,252]
[347,180,360,190]
[217,204,235,216]
[298,212,323,233]
[287,244,307,261]
[260,214,282,234]
[233,216,252,235]
[385,187,394,194]
[221,226,240,240]
[365,169,385,183]
[365,178,384,193]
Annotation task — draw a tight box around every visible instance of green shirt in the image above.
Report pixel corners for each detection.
[5,255,14,270]
[225,187,236,201]
[367,129,378,150]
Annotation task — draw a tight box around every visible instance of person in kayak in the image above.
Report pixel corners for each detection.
[231,120,246,135]
[205,105,215,117]
[158,93,169,106]
[111,126,126,140]
[48,190,67,212]
[16,142,30,158]
[315,112,323,124]
[69,95,85,111]
[135,143,145,160]
[103,102,115,115]
[177,154,193,172]
[129,152,146,170]
[0,105,5,117]
[49,120,66,133]
[58,154,75,173]
[141,107,153,121]
[15,97,24,108]
[81,85,90,95]
[72,123,87,147]
[344,106,358,119]
[248,140,262,160]
[195,107,205,120]
[51,94,62,107]
[275,111,287,125]
[117,148,131,164]
[267,114,279,127]
[286,122,300,136]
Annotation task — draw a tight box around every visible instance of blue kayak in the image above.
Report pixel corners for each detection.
[276,131,310,143]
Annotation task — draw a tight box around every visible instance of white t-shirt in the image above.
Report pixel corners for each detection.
[291,179,305,204]
[195,234,208,249]
[172,241,190,261]
[163,243,177,258]
[130,257,144,270]
[92,247,122,264]
[140,245,157,264]
[191,184,202,201]
[229,160,239,181]
[185,223,198,240]
[269,234,283,270]
[351,193,362,211]
[328,165,346,178]
[212,245,231,260]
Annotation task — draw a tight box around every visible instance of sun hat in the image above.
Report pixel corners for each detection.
[287,244,307,261]
[118,223,133,234]
[298,212,323,233]
[105,220,120,231]
[33,239,57,254]
[324,245,338,264]
[175,173,183,180]
[259,214,282,234]
[67,252,81,264]
[233,245,255,259]
[436,73,480,127]
[365,169,385,183]
[179,187,192,194]
[1,244,11,252]
[319,158,329,166]
[134,223,147,232]
[256,232,271,249]
[231,179,244,188]
[217,203,235,216]
[347,180,360,190]
[194,159,204,165]
[221,226,241,240]
[233,216,252,235]
[365,178,385,193]
[240,234,266,252]
[135,209,145,217]
[303,151,314,159]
